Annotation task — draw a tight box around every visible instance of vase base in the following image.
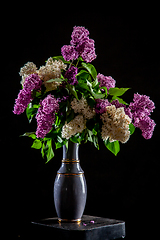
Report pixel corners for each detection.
[58,218,81,223]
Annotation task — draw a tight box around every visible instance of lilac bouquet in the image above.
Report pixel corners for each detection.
[13,26,156,163]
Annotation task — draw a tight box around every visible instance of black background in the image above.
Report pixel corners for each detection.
[2,8,160,240]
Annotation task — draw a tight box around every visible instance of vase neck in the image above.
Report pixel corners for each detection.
[63,140,79,161]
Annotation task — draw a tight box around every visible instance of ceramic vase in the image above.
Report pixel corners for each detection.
[54,140,87,222]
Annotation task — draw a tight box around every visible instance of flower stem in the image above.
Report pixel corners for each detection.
[75,58,80,67]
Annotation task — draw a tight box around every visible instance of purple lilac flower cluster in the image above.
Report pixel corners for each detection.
[64,66,78,85]
[95,99,111,114]
[13,73,42,115]
[95,95,156,140]
[57,95,69,103]
[36,94,59,138]
[13,89,32,115]
[61,45,78,62]
[61,26,97,63]
[95,99,132,118]
[129,93,156,139]
[97,73,116,93]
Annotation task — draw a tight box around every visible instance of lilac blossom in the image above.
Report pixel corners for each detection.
[81,38,97,63]
[61,45,79,61]
[64,66,78,85]
[61,26,97,63]
[57,96,69,103]
[13,89,32,115]
[129,93,156,139]
[111,99,132,119]
[134,120,156,140]
[23,73,42,91]
[129,93,155,119]
[95,99,111,114]
[90,221,95,224]
[72,26,97,62]
[70,26,89,46]
[36,94,59,138]
[97,74,116,93]
[95,98,132,119]
[137,116,156,139]
[13,73,42,115]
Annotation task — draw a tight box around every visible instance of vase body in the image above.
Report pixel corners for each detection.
[54,141,87,222]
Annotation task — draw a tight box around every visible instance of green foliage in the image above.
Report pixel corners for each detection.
[108,87,130,105]
[81,62,97,80]
[21,132,36,139]
[19,52,135,163]
[52,56,71,64]
[104,140,120,156]
[66,83,78,99]
[46,78,66,83]
[109,87,130,96]
[45,139,54,163]
[26,103,40,123]
[31,139,42,149]
[129,123,135,135]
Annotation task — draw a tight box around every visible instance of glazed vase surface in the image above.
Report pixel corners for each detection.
[54,141,87,222]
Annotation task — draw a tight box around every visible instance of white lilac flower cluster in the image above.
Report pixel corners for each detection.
[62,97,95,139]
[71,97,95,119]
[19,62,37,85]
[101,105,131,143]
[19,58,67,91]
[61,115,86,139]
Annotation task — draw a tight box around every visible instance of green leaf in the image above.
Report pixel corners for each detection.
[93,135,99,150]
[45,139,54,163]
[100,86,108,97]
[31,139,42,149]
[57,135,63,143]
[52,56,71,64]
[109,87,130,97]
[41,142,45,158]
[92,77,99,88]
[66,110,74,123]
[77,56,84,62]
[86,80,105,99]
[104,140,120,156]
[67,84,78,99]
[111,96,129,105]
[45,129,58,139]
[55,135,66,149]
[91,91,105,99]
[76,70,89,78]
[21,132,36,139]
[46,78,65,83]
[87,97,96,108]
[70,135,80,143]
[78,81,90,91]
[129,123,135,135]
[92,128,97,136]
[26,103,40,123]
[87,130,93,142]
[81,62,97,80]
[55,141,63,149]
